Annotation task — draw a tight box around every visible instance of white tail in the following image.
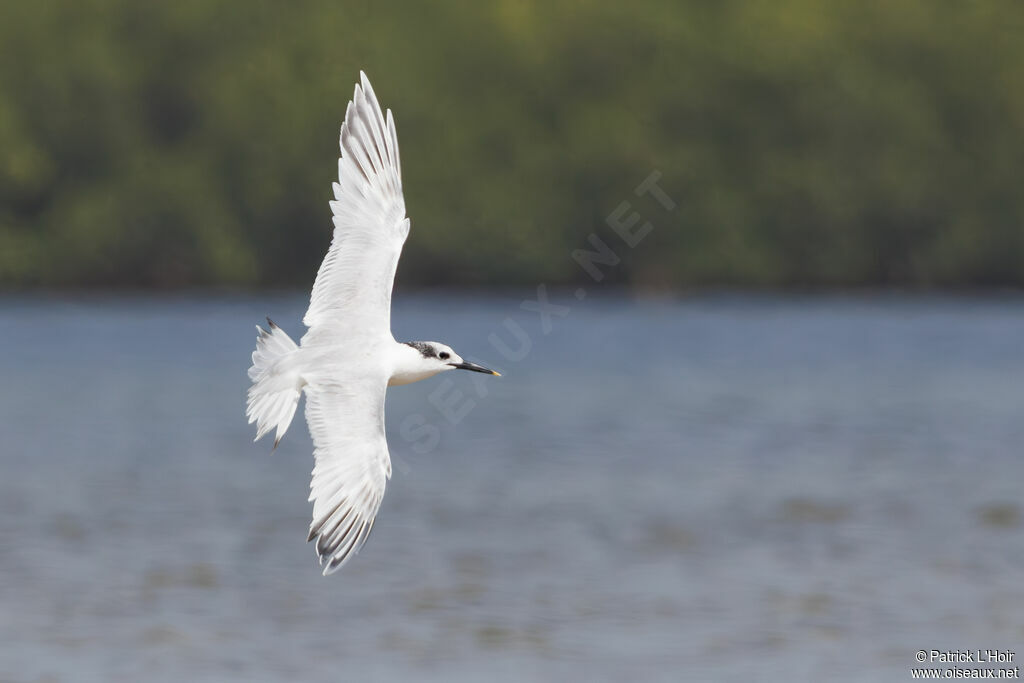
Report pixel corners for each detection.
[246,318,303,447]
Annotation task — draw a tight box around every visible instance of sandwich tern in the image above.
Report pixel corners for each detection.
[246,72,500,575]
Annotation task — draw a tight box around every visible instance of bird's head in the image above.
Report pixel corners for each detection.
[392,341,500,386]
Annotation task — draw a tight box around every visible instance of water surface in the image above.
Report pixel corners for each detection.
[1,293,1022,682]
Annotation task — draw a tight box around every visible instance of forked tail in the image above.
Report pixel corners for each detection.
[246,318,303,448]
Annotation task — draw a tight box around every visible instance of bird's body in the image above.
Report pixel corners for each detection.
[246,73,498,575]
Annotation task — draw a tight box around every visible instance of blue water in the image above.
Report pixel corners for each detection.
[1,293,1022,682]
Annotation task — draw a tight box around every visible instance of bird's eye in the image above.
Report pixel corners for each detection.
[439,352,450,360]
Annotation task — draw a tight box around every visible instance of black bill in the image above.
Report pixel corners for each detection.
[449,361,501,376]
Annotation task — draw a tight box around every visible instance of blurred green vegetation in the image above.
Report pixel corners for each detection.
[1,0,1023,289]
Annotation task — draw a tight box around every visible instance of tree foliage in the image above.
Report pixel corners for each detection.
[2,1,1022,288]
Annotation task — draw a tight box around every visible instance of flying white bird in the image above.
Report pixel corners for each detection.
[246,72,499,575]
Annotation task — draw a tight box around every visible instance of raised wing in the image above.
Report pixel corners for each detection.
[303,72,409,343]
[304,375,391,574]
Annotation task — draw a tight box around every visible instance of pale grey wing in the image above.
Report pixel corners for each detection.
[304,374,392,575]
[303,72,409,344]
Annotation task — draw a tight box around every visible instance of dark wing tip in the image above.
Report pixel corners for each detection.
[320,519,375,576]
[307,506,377,576]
